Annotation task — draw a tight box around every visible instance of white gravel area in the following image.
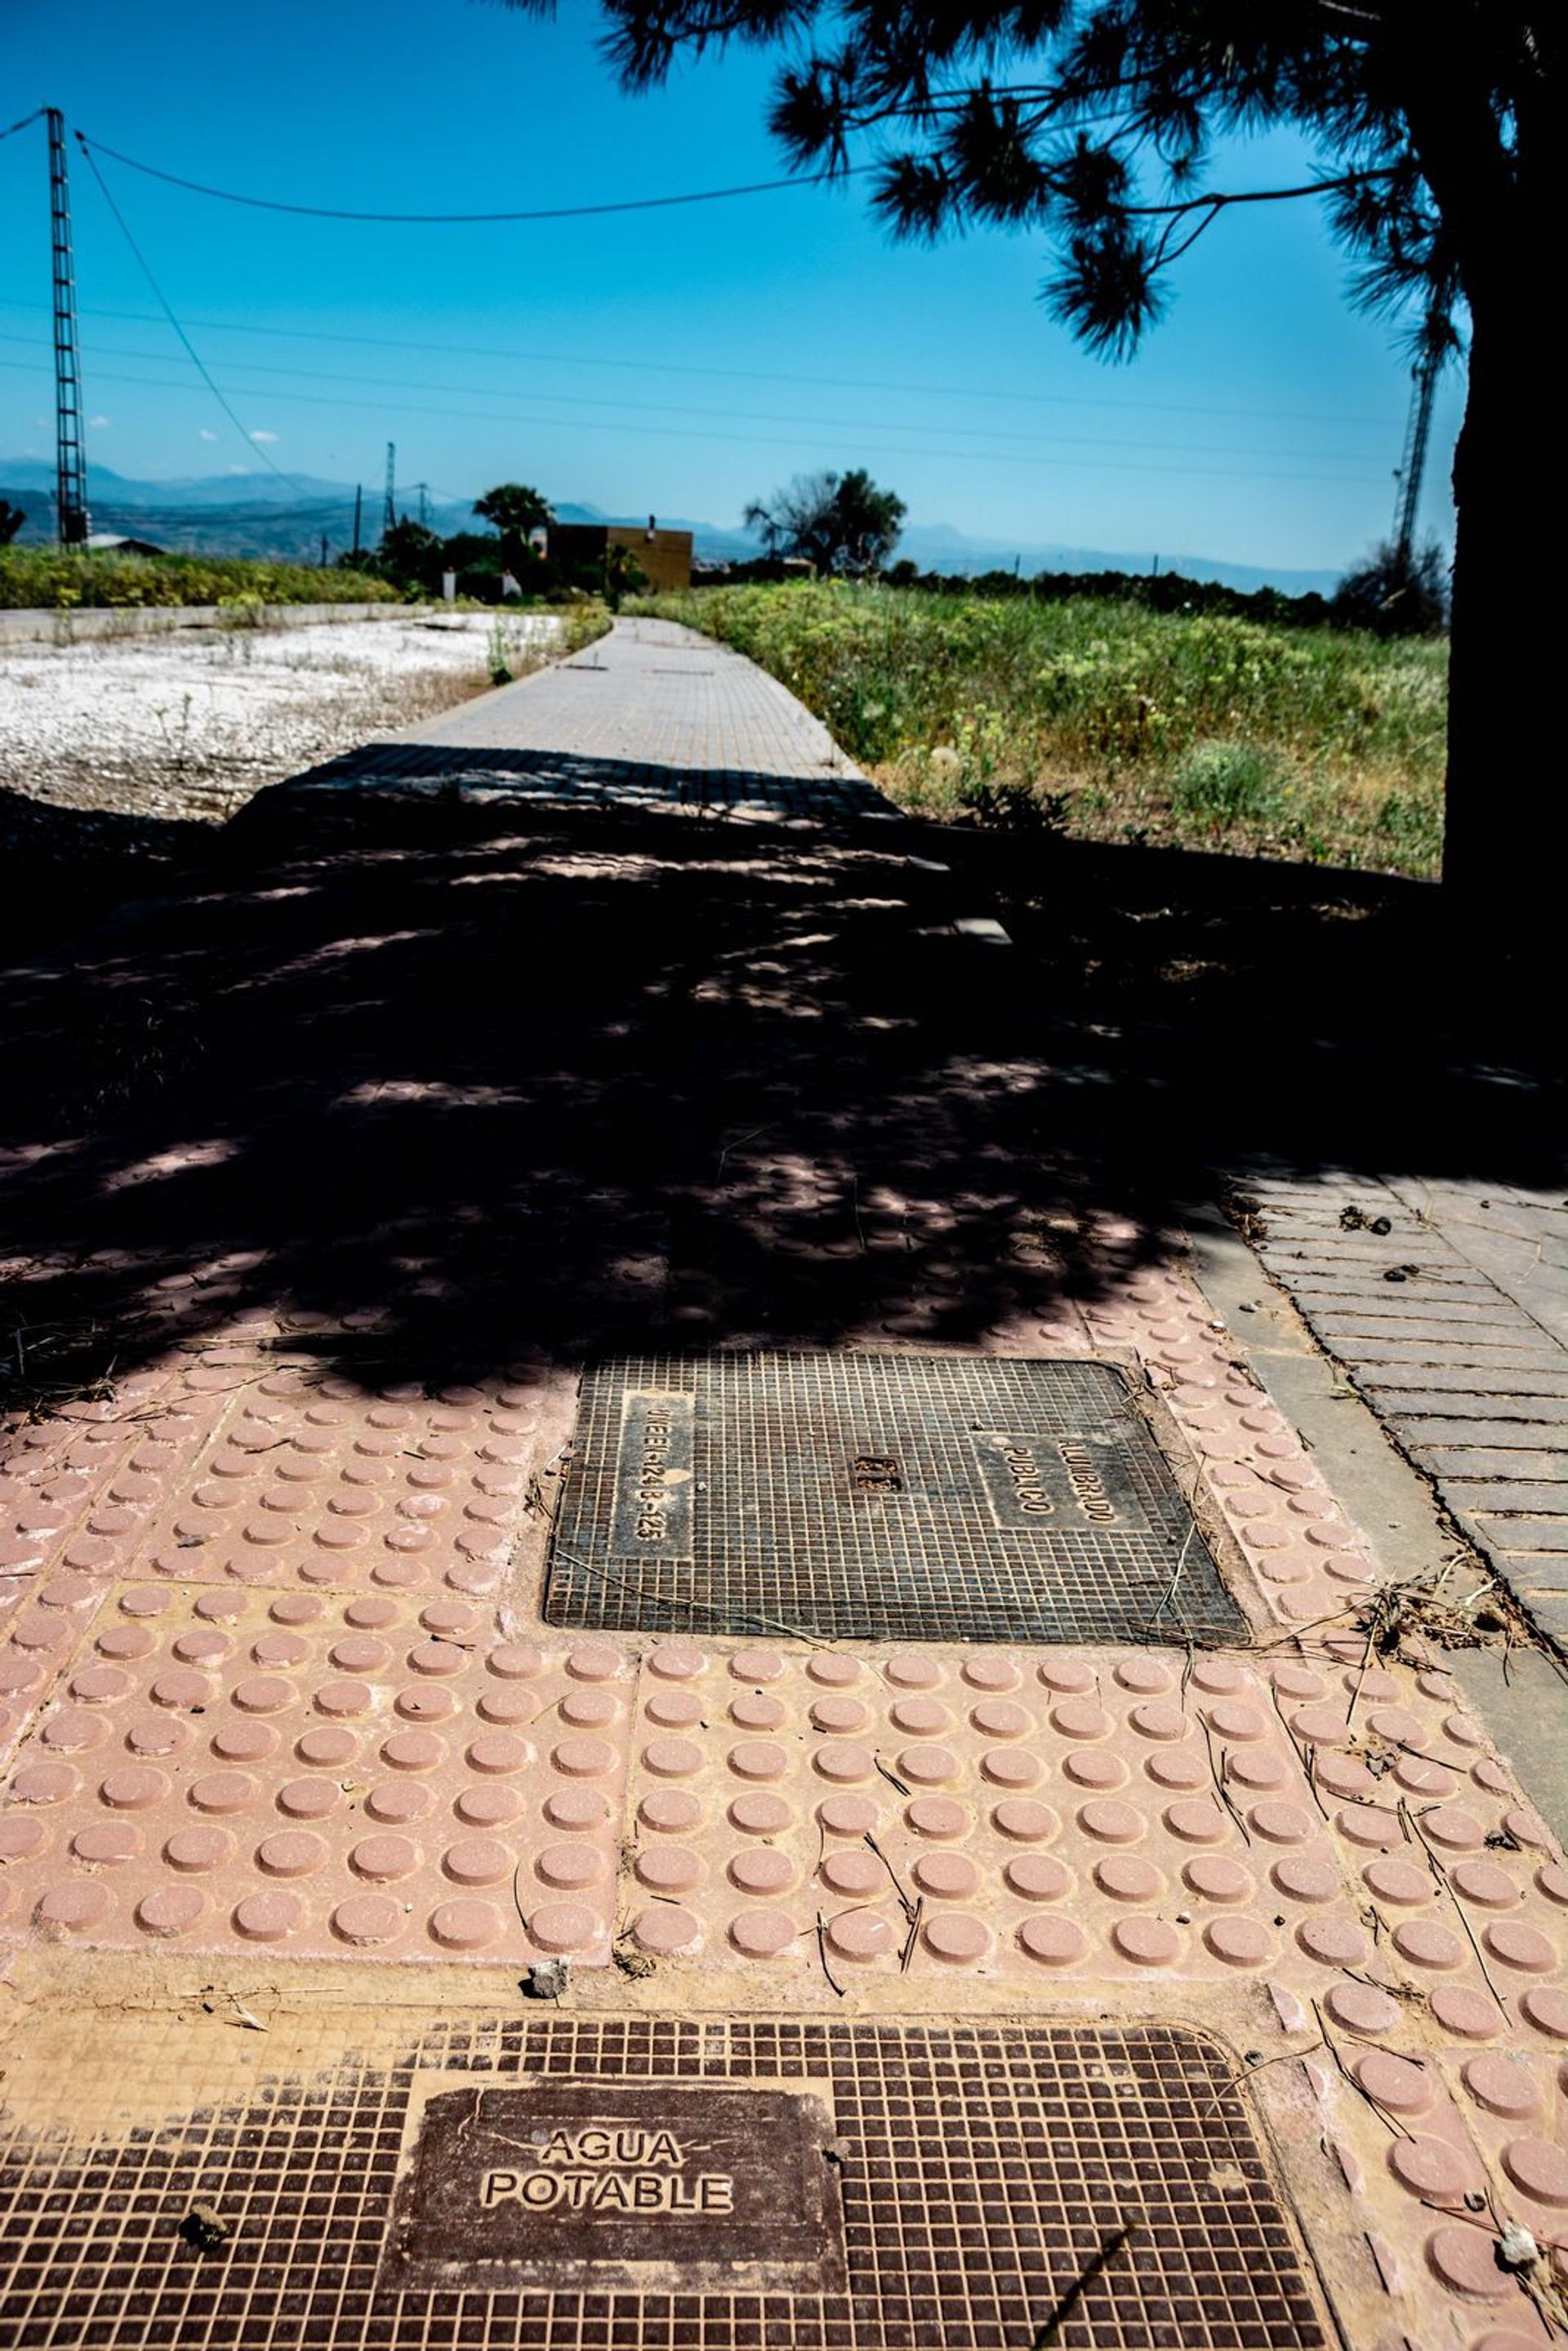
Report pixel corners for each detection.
[0,608,564,823]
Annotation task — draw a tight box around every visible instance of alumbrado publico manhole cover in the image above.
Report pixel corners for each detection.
[545,1354,1244,1643]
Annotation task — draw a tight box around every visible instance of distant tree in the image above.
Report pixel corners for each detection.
[506,0,1558,932]
[375,518,442,590]
[474,483,555,570]
[602,541,650,611]
[1333,541,1450,638]
[744,468,906,576]
[0,500,25,547]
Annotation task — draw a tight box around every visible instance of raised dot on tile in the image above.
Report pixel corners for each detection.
[1205,1918,1274,1968]
[276,1778,338,1820]
[256,1830,327,1878]
[813,1743,874,1786]
[545,1788,609,1832]
[729,1792,791,1836]
[1522,1988,1568,2040]
[235,1890,302,1943]
[332,1895,403,1946]
[1078,1799,1143,1846]
[1388,2138,1477,2202]
[70,1822,139,1866]
[1462,2055,1540,2118]
[1096,1857,1165,1903]
[1427,2224,1513,2304]
[1004,1854,1071,1902]
[728,1740,788,1783]
[924,1912,990,1965]
[1355,2050,1432,2117]
[1501,2137,1568,2206]
[826,1910,893,1962]
[1018,1915,1086,1966]
[1428,1988,1505,2042]
[730,1647,785,1684]
[1183,1856,1255,1904]
[992,1799,1058,1843]
[1297,1917,1370,1967]
[164,1826,232,1873]
[430,1899,503,1951]
[717,1834,796,1896]
[821,1850,884,1899]
[38,1881,113,1932]
[1111,1918,1181,1966]
[1036,1658,1096,1694]
[1325,1981,1402,2035]
[644,1645,705,1683]
[136,1886,205,1938]
[982,1748,1045,1790]
[369,1781,434,1825]
[1392,1920,1465,1970]
[729,1908,795,1960]
[1051,1699,1112,1741]
[961,1654,1020,1692]
[818,1794,878,1837]
[805,1654,859,1687]
[1482,1921,1554,1973]
[632,1904,699,1956]
[911,1852,978,1901]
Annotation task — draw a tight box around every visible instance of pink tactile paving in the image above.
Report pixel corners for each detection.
[0,1584,629,1964]
[617,1633,1568,2010]
[101,1364,550,1599]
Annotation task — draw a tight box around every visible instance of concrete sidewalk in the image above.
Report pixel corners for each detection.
[1,617,1565,2351]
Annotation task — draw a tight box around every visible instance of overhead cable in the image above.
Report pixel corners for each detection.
[74,130,862,225]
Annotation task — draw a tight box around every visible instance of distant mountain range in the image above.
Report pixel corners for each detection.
[0,461,1343,596]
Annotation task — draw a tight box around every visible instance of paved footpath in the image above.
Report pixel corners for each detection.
[1,618,1566,2351]
[1240,1169,1568,1649]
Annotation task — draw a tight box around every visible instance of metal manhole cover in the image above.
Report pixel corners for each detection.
[546,1353,1243,1642]
[0,2018,1330,2348]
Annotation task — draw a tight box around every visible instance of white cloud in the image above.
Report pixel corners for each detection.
[198,428,218,443]
[88,413,110,429]
[249,429,278,444]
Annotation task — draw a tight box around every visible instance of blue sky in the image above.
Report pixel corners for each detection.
[2,0,1463,572]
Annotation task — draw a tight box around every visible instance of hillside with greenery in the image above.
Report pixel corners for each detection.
[0,548,396,612]
[637,583,1448,876]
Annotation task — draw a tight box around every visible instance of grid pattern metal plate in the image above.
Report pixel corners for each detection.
[0,2018,1328,2349]
[546,1354,1242,1643]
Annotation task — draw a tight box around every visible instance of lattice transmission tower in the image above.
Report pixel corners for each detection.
[47,107,91,546]
[384,441,397,535]
[1392,345,1442,567]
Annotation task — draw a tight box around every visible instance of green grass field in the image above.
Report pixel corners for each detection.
[637,583,1448,875]
[0,549,397,611]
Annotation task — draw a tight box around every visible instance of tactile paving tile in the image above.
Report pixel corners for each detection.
[0,1585,629,1964]
[120,1367,547,1599]
[547,1351,1245,1644]
[0,2014,1333,2349]
[1,1347,252,1597]
[1074,1261,1388,1632]
[615,1636,1566,1993]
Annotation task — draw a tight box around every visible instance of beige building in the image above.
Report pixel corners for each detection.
[547,516,692,593]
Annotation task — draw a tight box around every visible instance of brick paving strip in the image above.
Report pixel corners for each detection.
[0,619,1566,2349]
[1238,1168,1568,1646]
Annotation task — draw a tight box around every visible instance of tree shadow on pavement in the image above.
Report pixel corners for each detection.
[0,742,1560,1405]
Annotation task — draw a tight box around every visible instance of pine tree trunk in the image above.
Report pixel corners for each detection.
[1440,284,1561,945]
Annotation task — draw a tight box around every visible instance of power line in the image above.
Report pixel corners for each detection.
[72,134,297,487]
[0,357,1388,487]
[74,129,862,225]
[0,108,46,145]
[0,295,1395,430]
[0,331,1390,464]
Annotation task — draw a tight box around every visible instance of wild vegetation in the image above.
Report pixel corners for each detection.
[0,547,395,611]
[638,582,1447,875]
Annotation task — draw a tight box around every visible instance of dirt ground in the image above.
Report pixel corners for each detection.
[0,608,563,950]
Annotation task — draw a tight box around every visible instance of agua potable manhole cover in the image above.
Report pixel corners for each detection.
[0,2017,1329,2347]
[546,1353,1243,1643]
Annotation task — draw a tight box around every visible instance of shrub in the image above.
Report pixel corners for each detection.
[1169,741,1283,825]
